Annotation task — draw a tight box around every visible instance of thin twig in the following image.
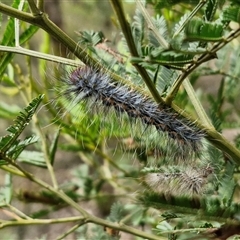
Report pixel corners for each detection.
[37,0,44,12]
[0,216,85,229]
[27,0,42,15]
[5,203,33,220]
[182,80,214,127]
[32,115,59,189]
[0,45,81,66]
[56,221,85,240]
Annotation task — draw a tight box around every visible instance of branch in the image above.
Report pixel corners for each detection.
[56,222,86,240]
[0,154,164,240]
[0,45,80,66]
[27,0,41,16]
[0,3,95,67]
[166,27,240,104]
[109,0,164,104]
[0,2,152,93]
[0,216,86,229]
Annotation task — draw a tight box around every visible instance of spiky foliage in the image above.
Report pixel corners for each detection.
[0,95,43,163]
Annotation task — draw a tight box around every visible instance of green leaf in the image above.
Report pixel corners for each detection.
[217,162,236,205]
[0,0,21,45]
[19,25,39,44]
[185,18,223,42]
[235,134,240,150]
[148,15,169,47]
[8,135,39,160]
[150,50,194,65]
[223,6,240,23]
[0,53,15,79]
[1,65,16,86]
[0,17,15,45]
[77,30,105,46]
[84,178,93,196]
[207,78,225,131]
[156,66,178,94]
[108,202,124,222]
[204,0,218,21]
[18,150,46,168]
[0,0,21,78]
[173,12,190,36]
[0,95,44,155]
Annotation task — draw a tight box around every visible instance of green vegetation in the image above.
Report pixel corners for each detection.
[0,0,240,239]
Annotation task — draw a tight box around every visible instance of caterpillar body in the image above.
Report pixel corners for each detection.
[61,66,204,158]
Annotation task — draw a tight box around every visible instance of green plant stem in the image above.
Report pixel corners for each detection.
[165,55,213,105]
[33,115,59,189]
[27,0,41,16]
[0,3,94,66]
[183,79,214,128]
[87,215,166,240]
[136,2,237,130]
[5,203,33,220]
[119,208,142,224]
[37,0,44,12]
[0,216,85,229]
[21,57,58,189]
[56,222,86,240]
[0,45,80,66]
[0,212,166,240]
[15,1,25,47]
[0,165,26,177]
[109,0,164,104]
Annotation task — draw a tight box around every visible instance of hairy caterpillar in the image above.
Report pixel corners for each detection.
[143,165,214,197]
[59,65,204,158]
